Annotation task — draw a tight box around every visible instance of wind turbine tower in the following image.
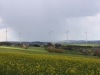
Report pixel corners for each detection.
[49,32,51,42]
[85,32,87,43]
[6,27,7,42]
[66,31,69,43]
[51,31,53,43]
[19,33,21,44]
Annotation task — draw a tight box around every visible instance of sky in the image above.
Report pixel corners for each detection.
[0,0,100,42]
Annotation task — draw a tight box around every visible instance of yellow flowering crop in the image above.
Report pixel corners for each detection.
[0,53,100,75]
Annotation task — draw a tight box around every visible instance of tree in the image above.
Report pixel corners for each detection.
[23,44,28,49]
[54,43,61,48]
[47,43,53,46]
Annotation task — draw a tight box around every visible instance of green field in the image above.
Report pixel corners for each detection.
[0,46,48,54]
[62,43,100,46]
[0,46,99,75]
[0,46,96,58]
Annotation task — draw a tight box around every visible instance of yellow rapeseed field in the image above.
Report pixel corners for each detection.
[0,53,100,75]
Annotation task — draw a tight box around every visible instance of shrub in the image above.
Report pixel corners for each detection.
[47,46,56,53]
[34,44,40,47]
[47,43,53,46]
[56,49,65,53]
[23,44,28,49]
[54,43,61,48]
[93,48,100,57]
[81,50,89,55]
[0,42,11,46]
[47,46,65,53]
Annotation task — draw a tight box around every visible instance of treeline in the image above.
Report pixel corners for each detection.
[62,45,100,57]
[0,42,41,47]
[0,42,11,46]
[45,43,64,53]
[44,43,100,57]
[1,41,100,57]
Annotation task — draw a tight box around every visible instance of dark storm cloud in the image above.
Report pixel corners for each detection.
[0,0,100,41]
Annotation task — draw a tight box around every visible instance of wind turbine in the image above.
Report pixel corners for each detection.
[19,33,21,44]
[66,31,69,43]
[6,27,7,42]
[49,32,51,42]
[85,32,87,43]
[51,31,53,43]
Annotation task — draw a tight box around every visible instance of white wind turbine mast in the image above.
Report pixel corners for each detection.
[85,32,87,43]
[66,31,68,43]
[19,33,21,44]
[6,27,7,42]
[49,32,51,42]
[51,31,53,43]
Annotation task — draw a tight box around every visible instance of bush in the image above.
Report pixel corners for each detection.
[81,50,89,55]
[54,43,61,48]
[81,49,94,55]
[0,42,11,46]
[23,44,28,49]
[56,49,65,53]
[47,43,53,46]
[93,48,100,57]
[47,46,65,53]
[34,44,40,47]
[47,46,56,53]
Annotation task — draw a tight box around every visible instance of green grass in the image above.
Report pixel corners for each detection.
[0,46,97,58]
[62,43,100,46]
[0,46,47,52]
[65,50,81,55]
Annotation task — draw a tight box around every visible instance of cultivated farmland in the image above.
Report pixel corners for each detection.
[0,53,100,75]
[0,45,100,75]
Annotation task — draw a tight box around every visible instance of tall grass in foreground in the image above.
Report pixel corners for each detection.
[0,53,100,75]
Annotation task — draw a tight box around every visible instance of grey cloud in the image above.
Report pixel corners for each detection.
[0,0,100,41]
